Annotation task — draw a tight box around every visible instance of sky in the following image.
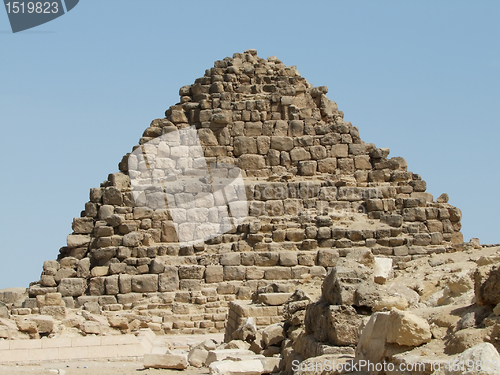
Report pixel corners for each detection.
[0,1,499,289]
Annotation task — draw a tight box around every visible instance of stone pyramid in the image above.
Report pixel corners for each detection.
[31,49,463,334]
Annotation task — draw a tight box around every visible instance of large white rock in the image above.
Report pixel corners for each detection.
[206,349,257,365]
[262,323,285,347]
[356,311,391,366]
[386,309,432,347]
[373,257,393,284]
[209,359,264,375]
[444,343,500,375]
[355,308,431,371]
[188,347,209,367]
[143,353,188,369]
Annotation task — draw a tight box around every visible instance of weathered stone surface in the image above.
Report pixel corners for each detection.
[322,259,372,305]
[131,274,158,293]
[386,308,431,346]
[443,343,500,375]
[262,323,285,347]
[143,353,188,369]
[258,293,293,306]
[58,278,87,297]
[305,301,362,346]
[206,349,257,365]
[67,234,90,249]
[188,347,209,368]
[209,359,264,375]
[158,266,179,292]
[373,257,393,284]
[474,264,500,306]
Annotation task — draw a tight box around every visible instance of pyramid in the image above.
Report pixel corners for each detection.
[31,49,463,334]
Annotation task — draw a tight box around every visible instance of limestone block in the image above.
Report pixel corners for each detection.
[40,275,57,287]
[386,309,431,346]
[443,343,500,375]
[72,217,94,234]
[317,227,331,239]
[373,257,393,284]
[245,122,263,136]
[17,319,38,334]
[286,228,305,242]
[108,314,129,330]
[188,347,209,368]
[91,266,109,277]
[116,292,142,305]
[279,252,298,266]
[67,234,90,249]
[317,249,339,267]
[221,253,241,266]
[44,292,64,307]
[103,186,123,205]
[58,278,86,297]
[448,207,462,222]
[90,187,103,203]
[305,302,362,346]
[290,148,311,162]
[262,323,285,347]
[169,110,188,123]
[264,267,291,280]
[161,221,178,242]
[354,155,371,170]
[321,260,372,305]
[267,149,280,166]
[205,265,224,283]
[209,359,264,375]
[330,144,348,158]
[29,315,54,334]
[109,172,130,191]
[355,311,391,366]
[224,266,246,281]
[118,274,132,294]
[273,230,286,242]
[234,137,257,156]
[271,136,293,151]
[77,258,91,278]
[123,232,143,247]
[289,120,304,136]
[198,128,218,145]
[298,161,317,176]
[89,277,106,295]
[246,267,265,280]
[474,264,500,306]
[237,155,265,170]
[258,293,293,306]
[206,349,257,365]
[280,151,291,167]
[143,353,188,369]
[179,265,205,279]
[256,136,270,154]
[317,158,337,174]
[309,145,327,160]
[105,275,119,295]
[40,306,67,320]
[211,111,232,125]
[99,205,114,220]
[337,158,354,173]
[410,179,426,192]
[131,274,159,293]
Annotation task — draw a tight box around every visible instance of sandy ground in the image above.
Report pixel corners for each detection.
[0,360,209,375]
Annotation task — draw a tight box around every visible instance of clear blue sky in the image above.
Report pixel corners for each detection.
[1,1,499,289]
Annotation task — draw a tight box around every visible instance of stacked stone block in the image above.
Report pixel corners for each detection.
[29,49,464,333]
